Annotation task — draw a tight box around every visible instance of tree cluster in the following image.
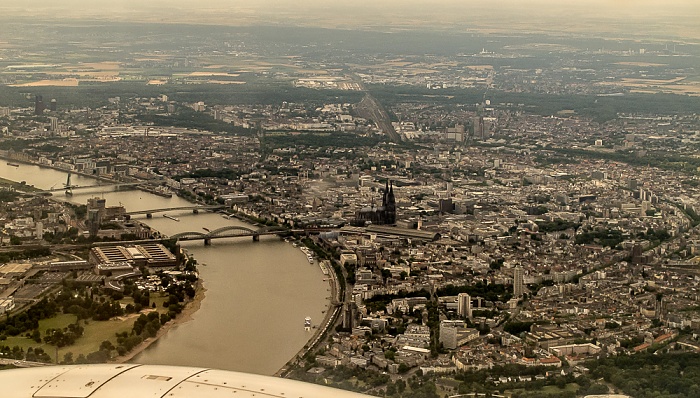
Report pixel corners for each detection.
[588,352,700,398]
[55,288,125,321]
[0,345,52,363]
[43,323,84,347]
[0,298,58,337]
[437,282,513,303]
[575,228,624,248]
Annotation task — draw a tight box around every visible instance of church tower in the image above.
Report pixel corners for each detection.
[386,181,396,224]
[382,180,389,207]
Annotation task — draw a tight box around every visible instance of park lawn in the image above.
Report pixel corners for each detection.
[435,385,454,397]
[541,383,579,393]
[149,293,169,312]
[508,383,579,397]
[119,292,169,313]
[62,317,135,359]
[2,314,137,362]
[40,313,78,332]
[2,314,79,356]
[3,336,48,353]
[2,293,176,362]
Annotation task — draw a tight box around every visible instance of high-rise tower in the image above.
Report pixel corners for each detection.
[513,266,524,298]
[34,95,45,115]
[457,293,472,319]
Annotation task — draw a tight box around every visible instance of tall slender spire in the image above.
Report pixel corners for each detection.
[386,179,396,225]
[383,180,389,207]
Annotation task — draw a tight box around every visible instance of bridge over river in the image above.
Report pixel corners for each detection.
[44,182,141,193]
[124,205,225,219]
[170,225,300,245]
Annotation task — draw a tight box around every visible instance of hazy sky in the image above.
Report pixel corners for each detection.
[1,0,699,39]
[4,0,696,13]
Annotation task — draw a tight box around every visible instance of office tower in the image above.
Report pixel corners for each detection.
[35,221,43,240]
[457,293,472,319]
[49,117,58,132]
[35,95,45,115]
[514,266,524,298]
[473,116,484,139]
[49,99,57,111]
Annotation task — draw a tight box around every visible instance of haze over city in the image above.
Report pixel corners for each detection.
[1,1,699,39]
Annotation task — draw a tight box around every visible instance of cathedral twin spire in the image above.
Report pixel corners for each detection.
[354,179,396,226]
[382,180,395,207]
[383,180,396,225]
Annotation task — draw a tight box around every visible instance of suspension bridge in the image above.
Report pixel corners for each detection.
[45,182,141,193]
[44,172,140,194]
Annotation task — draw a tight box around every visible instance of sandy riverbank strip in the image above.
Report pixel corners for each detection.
[111,281,207,364]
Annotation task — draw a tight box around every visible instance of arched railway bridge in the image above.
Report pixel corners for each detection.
[169,225,300,245]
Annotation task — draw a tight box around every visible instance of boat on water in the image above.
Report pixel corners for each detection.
[304,316,312,330]
[6,162,19,167]
[153,186,173,198]
[153,191,173,198]
[319,262,330,276]
[308,256,314,264]
[163,214,180,222]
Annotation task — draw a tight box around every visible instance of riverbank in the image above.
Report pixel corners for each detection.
[0,154,122,185]
[111,280,207,364]
[0,176,44,193]
[275,258,342,377]
[0,154,163,201]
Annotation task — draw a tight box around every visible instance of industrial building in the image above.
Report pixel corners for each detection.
[89,243,177,268]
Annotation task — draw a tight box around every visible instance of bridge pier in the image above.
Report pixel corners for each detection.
[204,238,211,246]
[253,234,260,242]
[146,213,152,219]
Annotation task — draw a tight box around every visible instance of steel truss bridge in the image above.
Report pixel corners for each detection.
[170,226,297,244]
[124,205,224,218]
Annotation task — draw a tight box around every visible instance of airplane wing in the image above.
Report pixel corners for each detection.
[0,364,372,398]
